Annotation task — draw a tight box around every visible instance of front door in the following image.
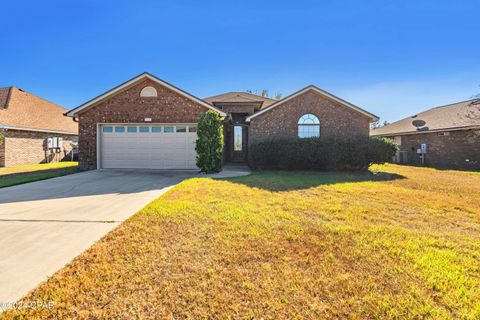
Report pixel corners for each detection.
[231,125,247,162]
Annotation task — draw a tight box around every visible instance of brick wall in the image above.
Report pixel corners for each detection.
[77,79,210,170]
[249,89,371,145]
[217,104,256,115]
[396,129,480,170]
[3,130,75,167]
[0,129,5,167]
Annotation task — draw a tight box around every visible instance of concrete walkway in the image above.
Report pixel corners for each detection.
[0,166,250,307]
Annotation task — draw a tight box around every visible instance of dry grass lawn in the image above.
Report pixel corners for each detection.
[2,164,480,319]
[0,162,78,188]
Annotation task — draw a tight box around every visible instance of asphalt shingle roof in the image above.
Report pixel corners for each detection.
[0,86,78,134]
[203,92,277,108]
[371,99,480,136]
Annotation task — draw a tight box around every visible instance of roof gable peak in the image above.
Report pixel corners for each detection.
[66,72,226,117]
[246,85,378,122]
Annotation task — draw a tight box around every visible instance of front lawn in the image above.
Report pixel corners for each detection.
[4,164,480,319]
[0,162,78,188]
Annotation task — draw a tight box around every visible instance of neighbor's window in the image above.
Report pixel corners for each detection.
[394,136,402,145]
[140,86,158,97]
[298,114,320,138]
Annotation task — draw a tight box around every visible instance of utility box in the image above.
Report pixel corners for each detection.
[421,143,428,154]
[46,137,63,151]
[47,138,54,149]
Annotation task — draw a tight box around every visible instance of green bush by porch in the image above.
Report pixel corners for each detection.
[195,110,224,173]
[249,136,397,170]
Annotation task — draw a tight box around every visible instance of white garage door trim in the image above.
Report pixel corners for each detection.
[97,123,198,170]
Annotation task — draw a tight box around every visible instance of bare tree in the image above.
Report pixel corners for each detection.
[246,89,282,100]
[370,120,390,129]
[472,84,480,98]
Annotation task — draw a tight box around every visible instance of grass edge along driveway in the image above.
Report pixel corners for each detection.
[0,162,79,188]
[3,164,480,319]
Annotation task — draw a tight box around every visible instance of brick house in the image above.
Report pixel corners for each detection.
[66,72,378,170]
[0,86,78,167]
[371,99,480,170]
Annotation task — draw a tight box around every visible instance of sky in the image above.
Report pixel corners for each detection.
[0,0,479,123]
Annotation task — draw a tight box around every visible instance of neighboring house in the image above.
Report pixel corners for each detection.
[66,72,378,170]
[371,99,480,170]
[0,86,78,167]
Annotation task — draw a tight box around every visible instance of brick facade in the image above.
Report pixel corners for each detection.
[214,103,258,163]
[395,129,480,170]
[249,89,371,145]
[1,129,75,167]
[218,104,257,115]
[77,79,210,170]
[75,76,375,170]
[0,130,5,167]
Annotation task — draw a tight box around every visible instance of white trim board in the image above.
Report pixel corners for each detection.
[246,85,379,122]
[0,124,77,135]
[370,125,480,137]
[66,72,226,117]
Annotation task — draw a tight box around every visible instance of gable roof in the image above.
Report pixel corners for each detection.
[0,86,78,134]
[204,92,277,108]
[370,99,480,136]
[66,72,226,117]
[0,87,12,108]
[246,85,379,122]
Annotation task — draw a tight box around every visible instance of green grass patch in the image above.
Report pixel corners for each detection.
[0,162,78,188]
[3,164,480,319]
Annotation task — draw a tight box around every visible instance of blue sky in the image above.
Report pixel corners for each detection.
[1,0,478,122]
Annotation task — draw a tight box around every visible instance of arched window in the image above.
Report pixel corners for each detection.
[298,114,320,138]
[140,86,158,97]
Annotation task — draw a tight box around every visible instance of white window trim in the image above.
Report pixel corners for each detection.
[140,86,158,97]
[298,114,320,138]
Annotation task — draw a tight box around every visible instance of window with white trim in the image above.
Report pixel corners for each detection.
[298,114,320,138]
[140,86,158,97]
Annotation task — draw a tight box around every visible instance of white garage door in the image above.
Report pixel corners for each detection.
[100,124,198,169]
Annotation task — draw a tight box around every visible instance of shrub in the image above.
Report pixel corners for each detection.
[249,135,397,171]
[195,111,224,173]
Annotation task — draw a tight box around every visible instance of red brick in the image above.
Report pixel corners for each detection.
[249,89,370,144]
[78,79,210,170]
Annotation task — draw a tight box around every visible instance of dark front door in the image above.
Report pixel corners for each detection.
[231,124,248,162]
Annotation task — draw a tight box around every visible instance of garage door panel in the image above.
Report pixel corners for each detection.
[100,124,198,169]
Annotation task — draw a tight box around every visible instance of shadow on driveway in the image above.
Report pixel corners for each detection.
[0,169,195,204]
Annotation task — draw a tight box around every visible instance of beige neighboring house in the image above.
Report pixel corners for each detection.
[371,99,480,170]
[0,86,78,167]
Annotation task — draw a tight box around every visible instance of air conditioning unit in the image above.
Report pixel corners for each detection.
[395,150,408,164]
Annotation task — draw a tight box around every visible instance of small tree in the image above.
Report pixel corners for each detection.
[195,111,224,173]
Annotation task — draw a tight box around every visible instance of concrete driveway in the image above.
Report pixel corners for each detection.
[0,169,195,306]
